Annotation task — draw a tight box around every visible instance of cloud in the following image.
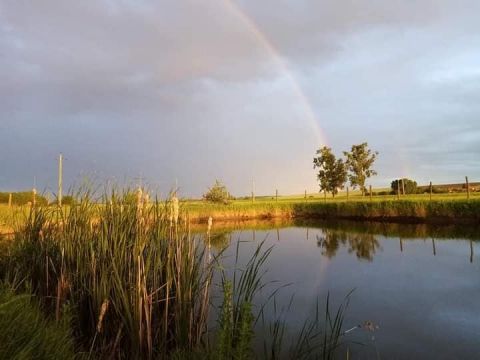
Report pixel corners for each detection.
[1,0,479,194]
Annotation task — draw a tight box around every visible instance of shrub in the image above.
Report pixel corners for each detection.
[203,180,232,204]
[49,195,74,206]
[391,178,417,194]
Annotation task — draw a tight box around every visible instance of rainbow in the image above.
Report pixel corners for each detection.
[221,0,327,146]
[224,1,331,286]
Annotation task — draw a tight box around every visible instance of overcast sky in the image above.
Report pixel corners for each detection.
[1,0,479,197]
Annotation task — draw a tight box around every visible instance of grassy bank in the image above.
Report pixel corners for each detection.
[185,198,480,224]
[1,192,479,237]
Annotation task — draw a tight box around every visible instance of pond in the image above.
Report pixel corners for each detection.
[205,220,480,359]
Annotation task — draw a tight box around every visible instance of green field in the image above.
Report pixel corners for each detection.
[183,189,480,222]
[1,190,479,235]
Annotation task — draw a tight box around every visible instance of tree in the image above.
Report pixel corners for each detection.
[203,180,232,204]
[343,143,378,196]
[313,146,347,197]
[391,178,417,195]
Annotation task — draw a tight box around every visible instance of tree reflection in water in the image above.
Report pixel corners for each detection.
[209,232,231,250]
[317,230,381,261]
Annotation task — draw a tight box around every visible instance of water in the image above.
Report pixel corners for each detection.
[206,220,480,359]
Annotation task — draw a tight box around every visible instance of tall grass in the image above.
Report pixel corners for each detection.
[1,189,353,358]
[5,189,214,358]
[260,293,352,360]
[0,283,76,359]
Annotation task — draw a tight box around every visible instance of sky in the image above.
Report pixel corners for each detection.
[1,0,480,197]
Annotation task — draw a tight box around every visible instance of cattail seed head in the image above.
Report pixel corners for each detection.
[136,187,143,207]
[207,216,213,234]
[96,299,110,333]
[171,193,179,225]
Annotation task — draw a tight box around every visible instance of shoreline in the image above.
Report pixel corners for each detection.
[1,199,479,236]
[185,199,480,225]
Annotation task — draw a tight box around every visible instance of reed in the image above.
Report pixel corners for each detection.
[1,188,353,358]
[5,189,214,358]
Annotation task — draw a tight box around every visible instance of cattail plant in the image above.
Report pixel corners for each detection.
[6,188,215,358]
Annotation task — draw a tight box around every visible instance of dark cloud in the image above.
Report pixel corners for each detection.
[1,0,479,195]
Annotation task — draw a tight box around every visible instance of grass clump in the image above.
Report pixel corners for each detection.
[4,189,214,358]
[0,284,76,359]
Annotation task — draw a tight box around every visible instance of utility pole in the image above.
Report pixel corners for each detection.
[58,153,63,207]
[252,179,255,202]
[466,176,470,200]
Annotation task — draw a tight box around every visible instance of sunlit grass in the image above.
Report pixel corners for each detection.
[1,189,479,235]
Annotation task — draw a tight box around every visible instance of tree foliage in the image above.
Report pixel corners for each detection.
[343,143,378,195]
[0,192,48,206]
[313,146,347,197]
[203,180,232,204]
[391,178,418,195]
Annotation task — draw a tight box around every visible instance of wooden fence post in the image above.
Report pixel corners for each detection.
[466,176,470,200]
[251,179,255,202]
[8,193,12,208]
[369,185,372,201]
[429,181,433,201]
[58,153,63,207]
[401,178,405,196]
[346,186,349,201]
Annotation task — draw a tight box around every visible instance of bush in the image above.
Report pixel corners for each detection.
[49,195,74,206]
[431,186,448,194]
[203,180,232,204]
[391,178,417,194]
